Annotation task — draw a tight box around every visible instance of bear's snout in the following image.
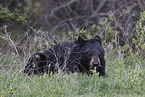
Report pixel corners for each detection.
[93,61,99,67]
[91,57,101,67]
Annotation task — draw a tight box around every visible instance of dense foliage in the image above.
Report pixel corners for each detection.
[0,0,144,30]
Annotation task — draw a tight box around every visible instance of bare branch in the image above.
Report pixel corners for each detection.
[50,0,77,15]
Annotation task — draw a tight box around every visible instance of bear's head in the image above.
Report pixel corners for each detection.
[74,35,104,68]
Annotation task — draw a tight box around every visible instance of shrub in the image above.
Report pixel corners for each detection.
[0,8,27,25]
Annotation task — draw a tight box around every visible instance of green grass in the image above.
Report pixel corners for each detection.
[0,52,145,97]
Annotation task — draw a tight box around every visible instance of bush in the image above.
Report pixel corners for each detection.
[0,8,27,25]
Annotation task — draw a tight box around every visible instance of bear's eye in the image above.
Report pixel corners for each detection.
[98,53,101,57]
[89,52,94,57]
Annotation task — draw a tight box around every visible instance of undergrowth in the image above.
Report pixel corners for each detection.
[0,50,144,97]
[0,11,145,97]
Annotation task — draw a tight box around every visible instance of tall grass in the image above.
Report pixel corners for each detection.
[0,11,145,96]
[0,52,144,97]
[0,29,144,97]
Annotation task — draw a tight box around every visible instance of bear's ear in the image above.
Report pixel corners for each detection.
[78,36,84,43]
[94,35,102,45]
[75,36,85,46]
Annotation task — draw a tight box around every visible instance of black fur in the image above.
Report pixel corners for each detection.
[23,35,105,76]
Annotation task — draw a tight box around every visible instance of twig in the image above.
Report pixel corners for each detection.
[4,25,20,57]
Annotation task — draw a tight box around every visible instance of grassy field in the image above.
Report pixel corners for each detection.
[0,24,145,96]
[0,49,145,97]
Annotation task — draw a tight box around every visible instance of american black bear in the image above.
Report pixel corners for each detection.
[23,35,105,76]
